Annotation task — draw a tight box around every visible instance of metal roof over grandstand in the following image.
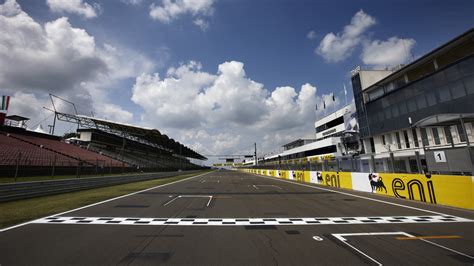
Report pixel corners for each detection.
[55,112,206,160]
[5,115,30,121]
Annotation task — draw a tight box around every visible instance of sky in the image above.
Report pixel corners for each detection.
[1,0,473,164]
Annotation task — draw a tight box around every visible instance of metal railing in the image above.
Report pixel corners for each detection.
[0,170,202,202]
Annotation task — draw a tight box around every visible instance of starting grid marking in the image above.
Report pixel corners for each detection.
[32,215,472,226]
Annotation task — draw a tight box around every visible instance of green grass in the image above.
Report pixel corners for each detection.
[0,171,173,184]
[0,170,209,229]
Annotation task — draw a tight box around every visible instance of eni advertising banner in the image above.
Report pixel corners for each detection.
[278,170,288,179]
[321,171,352,189]
[241,168,473,210]
[292,171,305,182]
[369,173,473,210]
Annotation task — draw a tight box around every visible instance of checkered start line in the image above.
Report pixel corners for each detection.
[32,215,472,226]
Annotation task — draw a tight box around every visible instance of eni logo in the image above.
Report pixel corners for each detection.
[324,172,340,188]
[392,174,437,204]
[295,172,304,181]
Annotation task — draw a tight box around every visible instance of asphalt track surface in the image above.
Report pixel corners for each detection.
[0,170,473,265]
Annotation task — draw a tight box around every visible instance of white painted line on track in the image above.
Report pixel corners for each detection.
[331,232,407,266]
[163,196,180,206]
[31,215,472,226]
[207,196,213,207]
[163,195,214,207]
[0,171,214,233]
[201,180,220,183]
[256,174,451,216]
[332,231,474,263]
[252,185,282,190]
[418,238,474,260]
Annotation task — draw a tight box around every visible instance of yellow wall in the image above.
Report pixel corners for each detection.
[320,171,353,189]
[241,169,473,210]
[373,173,473,210]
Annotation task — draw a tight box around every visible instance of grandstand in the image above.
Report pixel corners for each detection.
[0,110,207,178]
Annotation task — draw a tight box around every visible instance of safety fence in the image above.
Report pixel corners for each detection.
[241,168,474,210]
[0,170,203,202]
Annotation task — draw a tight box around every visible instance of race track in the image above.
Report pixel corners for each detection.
[0,170,473,265]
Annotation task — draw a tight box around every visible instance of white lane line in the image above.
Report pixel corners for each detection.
[163,196,180,206]
[252,185,282,190]
[201,180,220,183]
[333,232,411,241]
[163,195,214,207]
[418,238,474,260]
[207,196,213,207]
[331,232,405,266]
[0,171,214,233]
[255,174,450,216]
[31,215,472,226]
[332,231,474,263]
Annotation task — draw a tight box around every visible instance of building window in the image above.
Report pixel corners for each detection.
[444,126,453,144]
[404,131,410,148]
[426,92,437,106]
[421,128,430,146]
[399,101,408,115]
[407,99,417,112]
[464,75,474,94]
[369,138,375,153]
[450,80,466,99]
[395,132,402,149]
[391,105,399,117]
[456,123,467,142]
[416,94,427,109]
[438,85,452,103]
[411,128,419,148]
[432,128,441,145]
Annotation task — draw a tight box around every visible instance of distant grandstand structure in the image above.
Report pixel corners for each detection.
[0,96,207,178]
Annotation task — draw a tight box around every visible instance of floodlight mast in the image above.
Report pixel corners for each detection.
[49,94,80,135]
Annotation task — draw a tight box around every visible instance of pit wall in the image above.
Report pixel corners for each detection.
[241,169,474,210]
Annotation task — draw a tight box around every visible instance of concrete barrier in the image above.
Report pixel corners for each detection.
[241,169,474,210]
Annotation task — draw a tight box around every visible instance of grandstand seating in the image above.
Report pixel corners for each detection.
[8,133,124,167]
[0,134,77,166]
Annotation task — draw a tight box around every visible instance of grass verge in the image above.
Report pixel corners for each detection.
[0,170,209,229]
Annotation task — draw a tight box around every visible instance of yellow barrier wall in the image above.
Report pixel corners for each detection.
[241,169,473,210]
[320,171,353,189]
[372,173,473,210]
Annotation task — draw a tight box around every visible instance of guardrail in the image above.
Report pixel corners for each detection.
[0,170,202,202]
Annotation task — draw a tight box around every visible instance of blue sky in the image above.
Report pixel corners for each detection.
[2,0,473,161]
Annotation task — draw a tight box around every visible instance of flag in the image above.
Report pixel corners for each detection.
[323,100,326,109]
[343,83,347,96]
[332,93,335,101]
[315,103,318,110]
[1,96,10,111]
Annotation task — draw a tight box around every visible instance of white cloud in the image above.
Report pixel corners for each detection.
[102,104,134,123]
[306,30,317,40]
[46,0,100,19]
[193,18,209,31]
[8,92,49,126]
[0,0,153,130]
[149,0,214,26]
[317,10,375,62]
[362,37,416,68]
[132,61,339,157]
